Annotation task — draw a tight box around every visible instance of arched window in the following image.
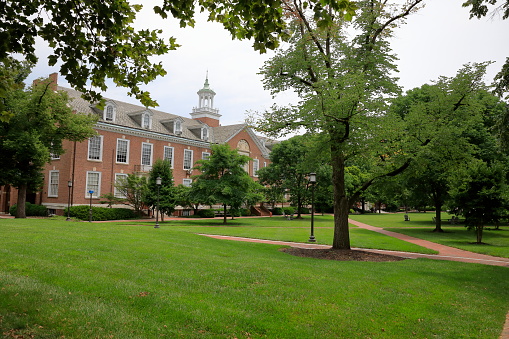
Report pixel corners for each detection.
[103,104,115,122]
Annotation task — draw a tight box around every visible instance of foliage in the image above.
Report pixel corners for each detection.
[113,174,147,215]
[175,184,201,214]
[463,0,509,98]
[9,203,48,217]
[196,209,216,218]
[448,161,509,243]
[99,192,126,207]
[0,71,97,218]
[191,144,263,224]
[253,1,424,249]
[271,207,284,215]
[144,159,177,219]
[0,0,355,107]
[65,205,136,221]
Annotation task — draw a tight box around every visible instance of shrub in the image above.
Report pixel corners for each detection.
[299,207,310,214]
[9,203,48,217]
[196,209,215,218]
[65,205,136,221]
[240,208,251,216]
[271,207,284,215]
[283,207,295,215]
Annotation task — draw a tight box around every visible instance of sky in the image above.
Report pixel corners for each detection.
[26,0,509,127]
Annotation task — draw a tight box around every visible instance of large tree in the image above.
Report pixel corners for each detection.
[114,174,147,216]
[254,0,423,249]
[0,67,97,218]
[191,143,263,224]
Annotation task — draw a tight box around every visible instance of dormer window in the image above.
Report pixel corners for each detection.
[175,120,182,134]
[202,127,208,140]
[142,113,151,129]
[103,102,116,122]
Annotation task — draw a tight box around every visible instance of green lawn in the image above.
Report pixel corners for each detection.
[349,213,509,258]
[122,215,437,254]
[1,218,508,338]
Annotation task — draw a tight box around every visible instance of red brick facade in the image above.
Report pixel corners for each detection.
[0,74,272,215]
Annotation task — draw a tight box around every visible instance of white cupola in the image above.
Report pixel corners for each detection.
[190,73,222,127]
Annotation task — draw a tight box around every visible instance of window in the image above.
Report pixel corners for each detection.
[141,143,153,166]
[175,120,182,134]
[253,159,259,177]
[164,146,174,168]
[263,162,267,168]
[50,152,60,160]
[142,113,151,129]
[86,171,101,198]
[88,135,103,161]
[202,127,208,140]
[183,179,192,187]
[183,149,193,170]
[114,173,128,198]
[48,170,59,197]
[202,152,210,160]
[104,104,115,121]
[116,139,130,164]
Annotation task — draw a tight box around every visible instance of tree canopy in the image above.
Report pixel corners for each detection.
[0,69,97,217]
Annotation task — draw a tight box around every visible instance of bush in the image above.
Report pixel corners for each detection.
[196,209,215,218]
[283,207,295,215]
[271,207,284,215]
[65,205,136,221]
[299,207,310,214]
[9,203,48,217]
[240,208,251,216]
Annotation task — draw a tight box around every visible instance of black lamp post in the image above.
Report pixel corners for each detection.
[308,173,316,242]
[154,176,162,229]
[66,180,72,221]
[88,190,94,222]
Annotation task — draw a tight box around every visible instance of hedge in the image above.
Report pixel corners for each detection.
[9,203,48,217]
[64,205,137,221]
[196,209,215,218]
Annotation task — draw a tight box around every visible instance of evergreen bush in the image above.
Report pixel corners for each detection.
[65,205,136,221]
[9,203,48,217]
[271,207,284,215]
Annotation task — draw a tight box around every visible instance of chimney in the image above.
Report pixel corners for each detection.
[33,72,58,91]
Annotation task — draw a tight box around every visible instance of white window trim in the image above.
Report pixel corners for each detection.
[202,152,210,160]
[114,173,128,198]
[183,178,192,187]
[175,120,182,134]
[116,138,130,164]
[142,113,152,129]
[48,170,59,197]
[164,146,174,169]
[253,159,260,177]
[85,171,101,198]
[183,149,194,170]
[87,135,104,161]
[104,104,116,122]
[141,142,153,166]
[201,127,208,140]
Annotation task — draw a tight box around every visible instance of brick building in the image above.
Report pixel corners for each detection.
[0,73,273,215]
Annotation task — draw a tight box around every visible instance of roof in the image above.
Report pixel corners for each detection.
[59,86,271,157]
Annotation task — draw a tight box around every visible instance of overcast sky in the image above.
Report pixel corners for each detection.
[27,0,509,127]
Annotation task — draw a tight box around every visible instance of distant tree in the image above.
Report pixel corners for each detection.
[449,161,509,243]
[0,69,97,218]
[145,159,177,221]
[191,144,263,224]
[114,174,147,216]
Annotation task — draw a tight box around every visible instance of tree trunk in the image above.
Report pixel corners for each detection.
[16,183,27,218]
[223,203,227,224]
[432,203,444,233]
[331,150,351,250]
[476,225,483,243]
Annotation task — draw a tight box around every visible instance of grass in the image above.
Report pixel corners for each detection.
[121,215,437,254]
[1,218,508,338]
[349,213,509,258]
